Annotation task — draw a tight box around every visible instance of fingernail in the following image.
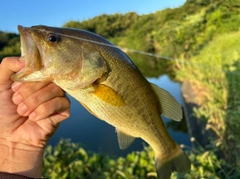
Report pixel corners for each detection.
[11,82,22,92]
[18,103,28,115]
[12,93,23,104]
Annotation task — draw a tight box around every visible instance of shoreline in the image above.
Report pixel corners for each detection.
[181,81,211,148]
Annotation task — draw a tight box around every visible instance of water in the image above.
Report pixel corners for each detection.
[48,75,191,156]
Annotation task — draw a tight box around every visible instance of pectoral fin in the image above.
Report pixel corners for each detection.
[151,83,182,121]
[116,128,135,150]
[92,84,126,107]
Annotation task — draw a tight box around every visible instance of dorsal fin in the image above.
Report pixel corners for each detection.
[150,83,182,121]
[116,128,135,150]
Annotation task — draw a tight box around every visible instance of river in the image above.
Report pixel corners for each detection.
[48,75,191,157]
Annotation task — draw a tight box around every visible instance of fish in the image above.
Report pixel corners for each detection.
[12,25,191,179]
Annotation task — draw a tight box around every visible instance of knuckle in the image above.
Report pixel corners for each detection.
[20,83,35,96]
[28,94,40,105]
[37,101,51,114]
[50,83,65,96]
[55,97,64,109]
[38,97,61,114]
[1,57,11,67]
[61,97,71,111]
[65,96,71,106]
[1,58,8,65]
[55,96,70,113]
[35,96,71,118]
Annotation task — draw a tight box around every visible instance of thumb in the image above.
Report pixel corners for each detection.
[0,57,25,84]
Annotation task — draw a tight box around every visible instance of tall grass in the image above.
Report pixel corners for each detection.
[175,31,240,178]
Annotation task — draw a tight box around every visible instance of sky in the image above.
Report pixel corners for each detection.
[1,0,186,33]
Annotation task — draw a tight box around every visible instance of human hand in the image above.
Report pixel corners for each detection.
[0,57,70,177]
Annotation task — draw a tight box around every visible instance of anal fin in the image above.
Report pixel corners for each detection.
[116,128,135,150]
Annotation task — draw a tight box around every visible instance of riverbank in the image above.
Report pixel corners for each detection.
[175,31,240,178]
[181,81,212,148]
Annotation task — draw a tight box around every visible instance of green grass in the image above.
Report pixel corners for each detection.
[43,139,157,179]
[43,139,237,178]
[175,31,240,178]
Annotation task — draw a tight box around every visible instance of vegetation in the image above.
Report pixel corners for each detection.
[42,139,228,179]
[176,31,240,178]
[43,139,157,179]
[1,0,240,178]
[0,31,20,60]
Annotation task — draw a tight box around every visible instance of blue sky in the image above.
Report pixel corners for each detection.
[1,0,185,33]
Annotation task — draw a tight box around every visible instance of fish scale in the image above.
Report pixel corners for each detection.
[78,56,175,153]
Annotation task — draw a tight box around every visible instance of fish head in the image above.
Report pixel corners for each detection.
[12,25,109,89]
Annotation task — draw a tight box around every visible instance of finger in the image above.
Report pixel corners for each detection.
[15,83,65,115]
[28,96,70,122]
[12,81,53,105]
[11,82,23,92]
[33,108,70,138]
[0,57,25,84]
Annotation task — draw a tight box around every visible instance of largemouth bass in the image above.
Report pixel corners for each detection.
[12,25,190,179]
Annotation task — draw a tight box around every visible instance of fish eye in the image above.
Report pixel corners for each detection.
[47,33,60,43]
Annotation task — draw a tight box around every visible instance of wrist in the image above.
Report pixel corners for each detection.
[0,138,44,178]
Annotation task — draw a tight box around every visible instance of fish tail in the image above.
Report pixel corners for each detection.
[155,144,191,179]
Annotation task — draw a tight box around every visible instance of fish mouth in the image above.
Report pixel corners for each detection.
[11,25,42,81]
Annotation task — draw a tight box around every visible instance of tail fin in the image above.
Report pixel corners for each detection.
[155,144,191,179]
